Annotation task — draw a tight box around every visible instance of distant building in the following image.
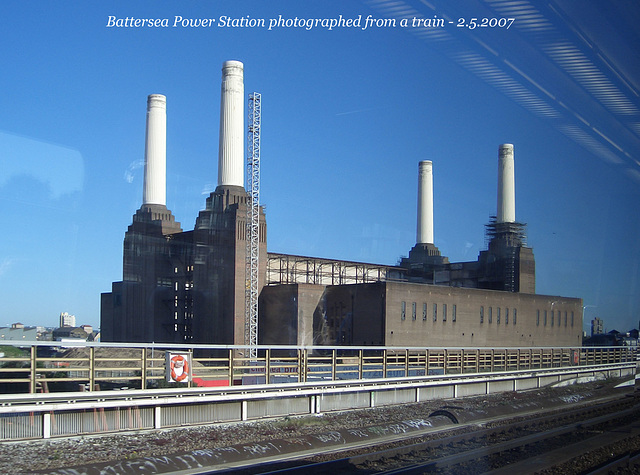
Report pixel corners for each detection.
[60,312,76,328]
[0,326,38,341]
[591,317,604,336]
[52,326,88,342]
[621,331,638,348]
[583,328,639,347]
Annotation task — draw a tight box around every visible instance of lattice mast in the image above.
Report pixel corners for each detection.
[245,92,261,358]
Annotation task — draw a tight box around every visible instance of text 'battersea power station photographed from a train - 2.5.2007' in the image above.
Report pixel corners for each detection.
[100,60,583,349]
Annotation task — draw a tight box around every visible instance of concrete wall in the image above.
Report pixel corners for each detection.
[259,284,325,346]
[384,281,583,348]
[317,283,386,346]
[259,280,582,349]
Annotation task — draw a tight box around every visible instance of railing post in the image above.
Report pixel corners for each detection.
[425,349,430,376]
[358,349,363,380]
[382,349,387,379]
[331,349,337,381]
[296,348,301,383]
[266,348,271,384]
[30,345,36,394]
[303,348,308,383]
[405,349,409,377]
[228,349,234,386]
[141,348,147,390]
[188,350,193,388]
[443,349,448,375]
[89,346,95,391]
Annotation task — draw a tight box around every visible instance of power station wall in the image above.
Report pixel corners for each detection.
[259,284,323,346]
[315,284,386,346]
[320,281,582,348]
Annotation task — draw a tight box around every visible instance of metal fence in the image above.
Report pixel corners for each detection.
[0,341,636,394]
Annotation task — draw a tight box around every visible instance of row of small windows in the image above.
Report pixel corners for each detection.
[536,309,574,327]
[478,307,575,328]
[401,302,456,323]
[479,306,517,325]
[402,303,576,328]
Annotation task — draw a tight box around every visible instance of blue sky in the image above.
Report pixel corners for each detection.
[1,0,639,334]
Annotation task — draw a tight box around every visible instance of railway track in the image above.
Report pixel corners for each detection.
[240,394,640,475]
[29,381,637,474]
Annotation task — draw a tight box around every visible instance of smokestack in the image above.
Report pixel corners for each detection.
[142,94,167,206]
[417,160,434,245]
[218,60,245,188]
[497,144,515,223]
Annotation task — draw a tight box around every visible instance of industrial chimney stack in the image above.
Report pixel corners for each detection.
[401,160,448,280]
[143,94,167,206]
[417,160,434,245]
[478,143,535,293]
[497,143,515,223]
[218,60,245,188]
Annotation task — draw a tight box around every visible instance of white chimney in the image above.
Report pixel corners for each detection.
[142,94,167,206]
[218,60,245,188]
[497,144,515,223]
[417,160,434,245]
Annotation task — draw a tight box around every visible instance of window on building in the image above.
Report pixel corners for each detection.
[505,307,509,325]
[513,308,517,325]
[564,311,568,327]
[497,307,501,324]
[551,310,554,327]
[571,311,574,327]
[443,304,447,322]
[544,310,548,326]
[489,307,493,324]
[412,302,416,321]
[452,304,457,322]
[401,301,406,321]
[536,309,540,326]
[480,306,484,323]
[433,303,438,322]
[423,303,427,321]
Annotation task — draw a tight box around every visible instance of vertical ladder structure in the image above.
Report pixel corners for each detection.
[245,92,261,358]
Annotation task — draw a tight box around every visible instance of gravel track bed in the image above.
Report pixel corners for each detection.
[0,381,631,474]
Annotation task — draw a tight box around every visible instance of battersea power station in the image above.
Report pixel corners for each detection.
[101,60,583,349]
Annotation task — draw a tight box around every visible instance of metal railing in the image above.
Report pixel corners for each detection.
[0,341,636,394]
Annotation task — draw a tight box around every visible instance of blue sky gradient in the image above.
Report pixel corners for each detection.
[1,0,639,334]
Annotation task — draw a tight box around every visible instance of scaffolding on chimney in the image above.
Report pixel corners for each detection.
[245,92,261,359]
[484,216,527,292]
[484,216,527,248]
